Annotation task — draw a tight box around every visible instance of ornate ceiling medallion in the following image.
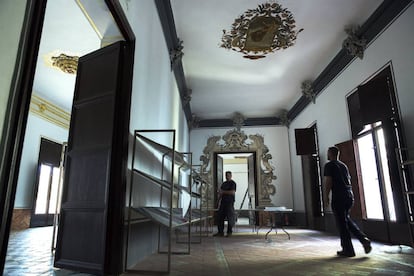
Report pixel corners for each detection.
[51,53,79,74]
[220,1,303,60]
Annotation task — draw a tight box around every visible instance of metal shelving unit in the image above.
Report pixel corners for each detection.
[124,130,192,274]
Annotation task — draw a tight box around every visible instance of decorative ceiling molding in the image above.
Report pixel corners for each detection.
[278,109,290,127]
[301,80,315,104]
[342,25,366,59]
[170,38,184,69]
[51,53,79,74]
[232,112,245,131]
[288,0,412,122]
[154,0,192,123]
[30,94,71,129]
[188,113,200,129]
[159,0,412,128]
[182,88,192,106]
[220,1,303,59]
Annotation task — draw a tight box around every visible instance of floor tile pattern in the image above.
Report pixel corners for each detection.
[4,225,414,276]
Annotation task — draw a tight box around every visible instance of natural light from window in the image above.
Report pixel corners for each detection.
[358,134,384,220]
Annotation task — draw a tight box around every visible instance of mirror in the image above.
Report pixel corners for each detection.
[198,129,276,208]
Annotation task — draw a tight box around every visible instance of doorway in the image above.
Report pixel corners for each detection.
[30,138,64,227]
[216,153,256,225]
[2,0,132,275]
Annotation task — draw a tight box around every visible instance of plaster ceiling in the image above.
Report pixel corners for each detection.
[33,0,383,123]
[32,0,121,112]
[171,0,382,120]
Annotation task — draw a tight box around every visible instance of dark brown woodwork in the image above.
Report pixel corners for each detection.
[295,128,317,155]
[54,41,132,275]
[335,140,365,219]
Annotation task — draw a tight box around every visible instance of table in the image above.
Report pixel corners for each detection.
[256,207,293,240]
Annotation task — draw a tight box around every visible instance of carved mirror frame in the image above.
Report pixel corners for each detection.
[198,129,276,208]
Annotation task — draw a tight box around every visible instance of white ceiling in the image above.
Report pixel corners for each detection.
[34,0,383,121]
[171,0,382,120]
[33,0,121,112]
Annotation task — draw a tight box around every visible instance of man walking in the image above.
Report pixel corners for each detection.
[324,146,371,257]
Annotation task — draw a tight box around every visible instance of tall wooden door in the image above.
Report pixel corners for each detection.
[54,41,132,275]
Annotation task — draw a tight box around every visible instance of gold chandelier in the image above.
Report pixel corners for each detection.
[220,1,303,59]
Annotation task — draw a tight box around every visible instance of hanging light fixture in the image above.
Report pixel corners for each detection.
[220,1,303,60]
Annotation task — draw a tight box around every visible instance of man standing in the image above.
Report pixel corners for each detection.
[214,171,236,237]
[324,146,371,257]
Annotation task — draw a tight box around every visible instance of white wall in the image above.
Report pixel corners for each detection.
[120,0,190,210]
[0,1,26,141]
[14,114,68,208]
[124,0,189,152]
[190,126,293,208]
[288,3,414,212]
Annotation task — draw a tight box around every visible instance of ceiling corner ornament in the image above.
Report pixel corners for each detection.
[183,88,192,106]
[188,113,200,129]
[342,25,366,60]
[220,1,303,60]
[170,39,184,69]
[199,129,277,208]
[232,112,245,131]
[51,53,79,74]
[301,80,316,104]
[279,109,290,127]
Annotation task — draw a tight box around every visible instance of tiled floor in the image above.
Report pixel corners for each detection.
[4,222,414,276]
[4,226,92,276]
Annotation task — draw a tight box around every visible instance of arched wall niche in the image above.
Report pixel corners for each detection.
[197,129,277,208]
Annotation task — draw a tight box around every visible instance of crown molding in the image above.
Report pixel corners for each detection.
[156,0,412,128]
[154,0,192,123]
[30,94,71,129]
[288,0,413,122]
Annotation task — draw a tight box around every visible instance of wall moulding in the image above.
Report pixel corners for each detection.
[198,129,277,208]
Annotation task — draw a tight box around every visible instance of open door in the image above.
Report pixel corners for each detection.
[215,155,224,206]
[247,154,256,208]
[54,41,132,275]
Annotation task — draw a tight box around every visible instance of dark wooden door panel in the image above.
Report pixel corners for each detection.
[335,140,365,219]
[54,41,129,275]
[295,128,316,155]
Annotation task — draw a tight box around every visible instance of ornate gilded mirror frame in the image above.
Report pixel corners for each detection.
[198,129,276,208]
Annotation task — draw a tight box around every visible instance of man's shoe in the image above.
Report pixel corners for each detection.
[362,238,372,254]
[213,232,224,237]
[337,250,355,257]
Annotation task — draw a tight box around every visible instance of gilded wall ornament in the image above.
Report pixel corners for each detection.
[220,1,303,59]
[342,25,366,60]
[51,53,79,74]
[198,129,277,208]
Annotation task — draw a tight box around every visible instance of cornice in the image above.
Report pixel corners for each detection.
[156,0,412,128]
[30,94,71,129]
[154,0,192,123]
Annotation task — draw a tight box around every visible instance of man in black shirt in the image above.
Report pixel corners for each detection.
[324,146,371,257]
[213,171,236,237]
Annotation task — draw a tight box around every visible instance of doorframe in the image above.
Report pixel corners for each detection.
[0,0,135,272]
[215,152,257,209]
